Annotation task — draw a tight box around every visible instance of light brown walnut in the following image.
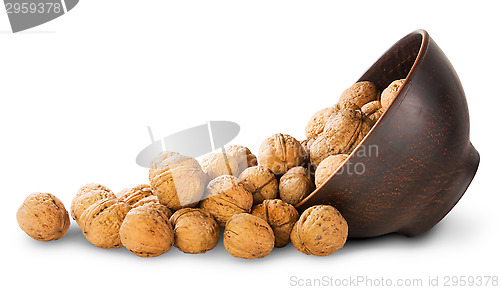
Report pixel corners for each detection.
[291,205,348,256]
[169,208,220,254]
[70,183,115,227]
[251,199,299,248]
[381,79,406,109]
[258,133,306,175]
[120,203,174,257]
[199,175,253,227]
[149,152,207,210]
[361,100,385,122]
[223,213,274,259]
[310,108,374,167]
[315,154,349,187]
[279,167,315,206]
[238,165,278,205]
[225,145,258,174]
[337,81,379,108]
[201,152,240,180]
[80,198,131,249]
[17,193,70,241]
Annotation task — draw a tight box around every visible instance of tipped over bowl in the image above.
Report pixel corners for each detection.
[296,29,480,238]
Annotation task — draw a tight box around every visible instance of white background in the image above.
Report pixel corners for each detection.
[1,1,498,289]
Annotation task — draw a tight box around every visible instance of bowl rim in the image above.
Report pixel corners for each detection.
[296,29,429,209]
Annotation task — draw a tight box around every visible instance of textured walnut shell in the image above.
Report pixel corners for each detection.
[150,163,207,211]
[381,79,406,109]
[238,165,278,205]
[17,193,70,241]
[251,199,299,248]
[118,184,154,207]
[305,107,335,139]
[291,205,348,256]
[132,195,160,208]
[71,183,115,226]
[258,133,306,175]
[199,175,253,227]
[169,208,220,254]
[150,151,204,172]
[279,167,315,206]
[80,198,131,249]
[338,81,379,108]
[310,108,374,167]
[223,213,274,259]
[119,204,174,257]
[201,152,240,180]
[315,154,349,187]
[361,100,385,122]
[225,145,258,174]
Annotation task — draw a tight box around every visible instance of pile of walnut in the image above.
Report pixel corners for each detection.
[16,80,404,259]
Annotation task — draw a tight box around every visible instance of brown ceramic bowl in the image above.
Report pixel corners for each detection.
[296,29,480,238]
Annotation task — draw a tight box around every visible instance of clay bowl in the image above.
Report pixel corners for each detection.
[296,29,480,238]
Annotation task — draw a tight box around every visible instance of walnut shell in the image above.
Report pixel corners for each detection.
[199,175,253,226]
[310,108,373,167]
[132,195,160,208]
[381,79,406,109]
[315,154,349,187]
[150,151,204,172]
[80,198,131,249]
[17,193,70,241]
[361,100,385,122]
[118,184,154,207]
[238,165,278,205]
[291,205,348,256]
[169,208,220,254]
[119,204,174,257]
[279,167,315,206]
[258,133,306,175]
[251,199,299,248]
[150,157,207,210]
[305,107,335,139]
[71,183,116,226]
[225,145,258,173]
[338,81,379,108]
[201,152,240,180]
[223,213,274,259]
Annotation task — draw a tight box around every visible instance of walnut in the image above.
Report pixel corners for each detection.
[225,145,258,173]
[169,208,220,254]
[16,193,70,241]
[149,152,207,210]
[258,133,306,175]
[201,152,240,180]
[119,204,174,257]
[238,165,278,205]
[79,198,131,249]
[315,154,349,187]
[310,108,373,167]
[117,184,155,208]
[305,107,335,139]
[199,175,253,226]
[291,205,348,256]
[223,213,274,259]
[279,167,315,206]
[71,183,115,226]
[381,79,406,109]
[337,81,379,108]
[251,199,299,248]
[361,100,385,122]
